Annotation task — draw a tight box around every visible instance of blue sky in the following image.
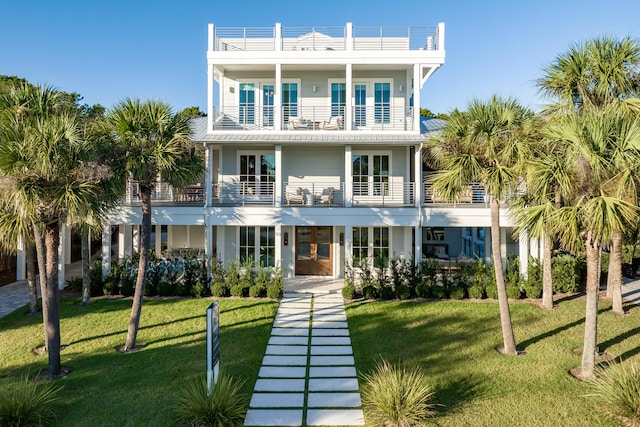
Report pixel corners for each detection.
[2,0,639,114]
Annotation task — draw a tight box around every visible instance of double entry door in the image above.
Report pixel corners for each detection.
[295,226,332,275]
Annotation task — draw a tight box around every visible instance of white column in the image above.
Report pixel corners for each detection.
[530,237,540,259]
[414,226,422,265]
[102,225,112,280]
[205,145,213,207]
[346,22,353,51]
[216,226,225,266]
[275,145,282,207]
[500,227,507,272]
[345,226,353,272]
[133,226,140,254]
[519,230,529,279]
[58,222,69,290]
[275,23,282,51]
[413,63,421,132]
[207,63,215,131]
[275,63,282,130]
[155,225,162,255]
[166,226,172,253]
[345,63,352,130]
[414,145,422,207]
[16,236,26,281]
[275,224,282,273]
[344,145,352,207]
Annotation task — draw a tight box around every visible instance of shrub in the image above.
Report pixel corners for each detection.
[89,260,104,296]
[0,374,62,426]
[120,275,135,297]
[552,254,582,293]
[266,284,283,299]
[174,375,247,427]
[506,285,522,299]
[249,284,266,298]
[190,282,207,298]
[361,359,436,427]
[239,266,255,289]
[157,280,173,297]
[415,283,430,298]
[342,284,357,300]
[431,285,447,299]
[468,285,484,299]
[379,285,395,300]
[230,284,246,298]
[255,266,272,288]
[102,276,119,296]
[485,284,499,299]
[362,285,378,300]
[449,285,466,300]
[65,277,82,292]
[226,262,239,288]
[175,282,191,297]
[522,280,542,299]
[395,284,411,300]
[587,361,640,426]
[211,282,229,298]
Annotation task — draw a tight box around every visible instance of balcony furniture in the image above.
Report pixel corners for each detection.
[315,187,334,204]
[285,185,305,204]
[288,117,310,130]
[321,115,343,130]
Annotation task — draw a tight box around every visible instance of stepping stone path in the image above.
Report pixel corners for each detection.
[244,292,365,426]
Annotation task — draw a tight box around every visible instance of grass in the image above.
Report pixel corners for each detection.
[347,297,640,426]
[1,294,640,426]
[0,296,277,426]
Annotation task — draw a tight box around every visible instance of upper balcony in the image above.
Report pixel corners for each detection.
[209,24,443,53]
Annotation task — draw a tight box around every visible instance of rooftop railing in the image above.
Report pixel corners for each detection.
[211,24,442,52]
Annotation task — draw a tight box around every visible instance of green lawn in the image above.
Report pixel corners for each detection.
[0,296,278,426]
[347,297,640,426]
[1,295,639,426]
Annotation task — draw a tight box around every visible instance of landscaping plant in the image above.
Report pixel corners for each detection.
[0,375,62,427]
[361,358,436,427]
[588,361,640,426]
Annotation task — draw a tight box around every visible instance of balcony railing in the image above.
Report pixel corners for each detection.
[351,182,415,206]
[213,182,276,206]
[211,25,441,52]
[125,181,204,205]
[423,181,488,206]
[283,182,345,207]
[212,105,414,131]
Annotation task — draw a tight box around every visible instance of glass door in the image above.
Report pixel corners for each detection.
[354,84,367,127]
[295,226,333,275]
[282,82,298,125]
[262,84,274,127]
[239,83,255,125]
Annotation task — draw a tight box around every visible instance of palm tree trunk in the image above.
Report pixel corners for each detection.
[542,233,553,309]
[581,237,600,379]
[26,242,39,315]
[81,227,91,306]
[32,222,48,345]
[124,186,152,351]
[491,197,517,355]
[608,230,624,314]
[43,221,62,378]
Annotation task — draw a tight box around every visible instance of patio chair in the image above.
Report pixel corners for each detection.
[315,187,334,204]
[288,117,309,130]
[321,115,343,130]
[285,185,305,204]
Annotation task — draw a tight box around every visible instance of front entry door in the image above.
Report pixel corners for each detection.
[296,226,333,275]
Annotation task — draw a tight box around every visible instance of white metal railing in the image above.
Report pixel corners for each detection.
[125,181,204,204]
[351,182,414,206]
[423,180,487,206]
[283,182,344,207]
[212,105,414,131]
[212,25,440,52]
[212,182,275,206]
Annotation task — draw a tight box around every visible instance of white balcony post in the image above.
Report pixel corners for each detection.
[275,63,282,130]
[275,23,282,52]
[275,224,282,270]
[530,236,540,259]
[345,63,352,131]
[345,145,352,207]
[413,63,421,132]
[414,145,422,207]
[345,226,353,269]
[208,23,215,52]
[519,230,529,279]
[16,235,26,281]
[58,222,69,290]
[102,224,112,281]
[275,145,282,207]
[346,22,353,51]
[414,226,422,265]
[500,227,507,273]
[437,22,445,51]
[216,226,225,266]
[207,63,215,131]
[205,145,213,207]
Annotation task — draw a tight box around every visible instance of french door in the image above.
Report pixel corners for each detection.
[295,226,332,275]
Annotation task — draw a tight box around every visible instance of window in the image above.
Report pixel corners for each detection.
[262,84,274,127]
[239,83,255,124]
[331,82,346,117]
[354,84,366,126]
[352,227,368,268]
[374,82,390,124]
[373,227,389,268]
[282,82,298,123]
[239,153,275,196]
[239,226,275,267]
[352,152,390,197]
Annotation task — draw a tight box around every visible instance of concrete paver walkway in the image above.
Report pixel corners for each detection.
[244,289,365,427]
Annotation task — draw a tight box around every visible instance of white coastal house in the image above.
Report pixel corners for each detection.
[28,22,533,286]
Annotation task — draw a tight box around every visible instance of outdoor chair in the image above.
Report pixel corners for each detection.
[321,115,343,130]
[285,185,305,204]
[288,117,309,130]
[315,187,334,204]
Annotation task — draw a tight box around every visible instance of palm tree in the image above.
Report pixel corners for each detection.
[545,107,640,378]
[106,99,205,351]
[539,36,640,314]
[0,83,114,378]
[425,96,535,355]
